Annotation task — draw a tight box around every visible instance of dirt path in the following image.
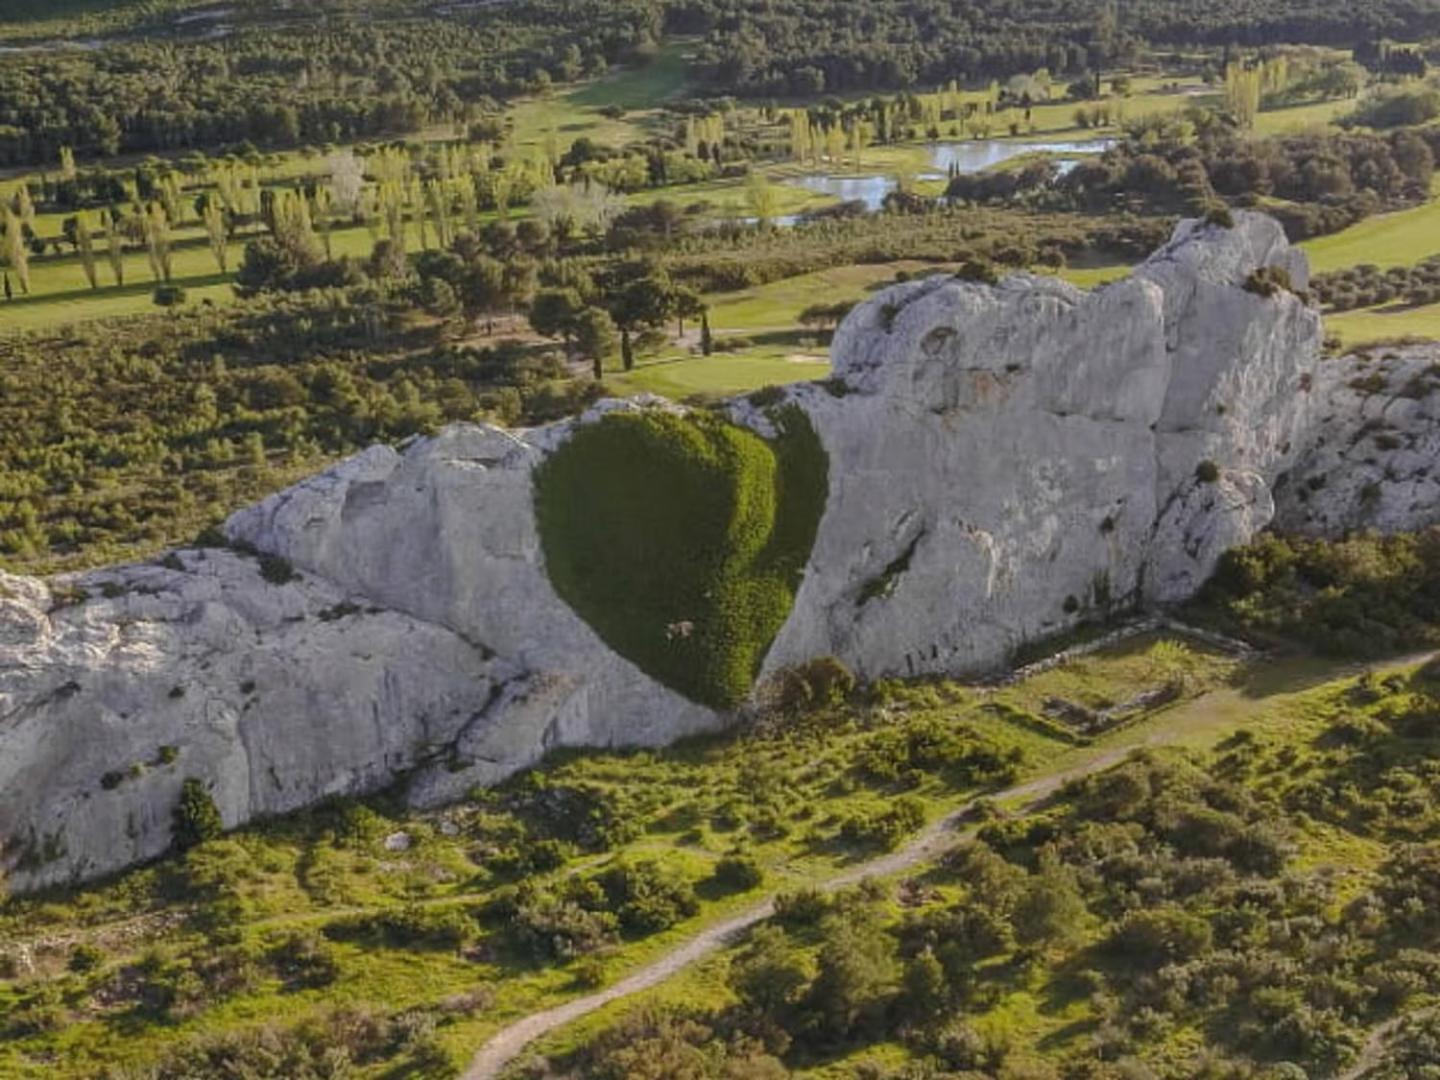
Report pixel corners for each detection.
[1338,1008,1433,1080]
[462,748,1134,1079]
[464,649,1440,1079]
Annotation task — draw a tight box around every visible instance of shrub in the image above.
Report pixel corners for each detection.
[502,885,620,961]
[257,553,298,586]
[1204,204,1236,229]
[534,408,827,708]
[1243,265,1294,299]
[68,943,105,974]
[173,778,223,851]
[711,853,765,892]
[265,930,340,988]
[838,797,927,850]
[1195,460,1221,484]
[596,859,700,935]
[762,656,856,714]
[324,904,472,950]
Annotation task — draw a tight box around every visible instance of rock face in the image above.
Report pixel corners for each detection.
[760,212,1322,680]
[1274,344,1440,537]
[2,211,1436,892]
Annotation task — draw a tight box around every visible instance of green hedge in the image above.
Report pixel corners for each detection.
[534,407,827,708]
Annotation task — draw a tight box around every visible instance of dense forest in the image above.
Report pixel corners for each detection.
[678,0,1440,96]
[3,0,1439,163]
[0,0,662,166]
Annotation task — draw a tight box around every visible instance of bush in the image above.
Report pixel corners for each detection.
[1243,265,1294,299]
[534,408,827,708]
[258,553,298,585]
[711,853,765,892]
[838,797,927,850]
[324,904,472,950]
[68,943,105,974]
[763,656,856,714]
[596,859,700,935]
[173,778,224,851]
[265,930,340,988]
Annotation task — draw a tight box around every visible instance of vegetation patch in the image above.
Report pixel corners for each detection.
[535,406,827,708]
[1192,528,1440,657]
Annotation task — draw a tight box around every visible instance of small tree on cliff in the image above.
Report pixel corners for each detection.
[173,778,223,850]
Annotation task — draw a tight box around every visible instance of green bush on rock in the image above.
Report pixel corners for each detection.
[535,407,827,708]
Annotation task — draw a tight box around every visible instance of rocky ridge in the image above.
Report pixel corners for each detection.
[3,212,1438,892]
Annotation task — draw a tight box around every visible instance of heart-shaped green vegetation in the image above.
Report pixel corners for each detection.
[535,406,827,709]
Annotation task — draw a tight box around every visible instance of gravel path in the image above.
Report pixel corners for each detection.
[461,749,1131,1079]
[463,650,1437,1079]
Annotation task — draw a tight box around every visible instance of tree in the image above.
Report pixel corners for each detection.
[746,172,780,224]
[461,254,507,333]
[200,196,230,273]
[142,202,172,283]
[729,924,811,1024]
[529,287,585,343]
[235,237,303,295]
[672,287,705,337]
[700,309,713,356]
[105,209,125,286]
[608,274,676,371]
[72,211,98,290]
[806,906,896,1040]
[173,778,223,850]
[574,306,620,380]
[2,206,30,295]
[901,947,948,1024]
[1011,852,1090,954]
[1225,63,1263,129]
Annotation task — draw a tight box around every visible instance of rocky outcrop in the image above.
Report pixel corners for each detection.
[2,211,1436,892]
[0,405,721,893]
[1275,343,1440,536]
[757,212,1323,680]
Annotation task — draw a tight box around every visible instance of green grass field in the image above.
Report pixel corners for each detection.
[1302,178,1440,273]
[508,43,698,150]
[1327,299,1440,348]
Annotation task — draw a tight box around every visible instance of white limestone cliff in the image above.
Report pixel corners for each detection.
[2,212,1435,892]
[758,212,1323,680]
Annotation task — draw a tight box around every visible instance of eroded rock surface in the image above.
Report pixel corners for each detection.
[3,212,1437,891]
[1275,344,1440,537]
[760,212,1324,680]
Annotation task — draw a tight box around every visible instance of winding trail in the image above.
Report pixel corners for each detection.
[462,748,1134,1079]
[1338,1008,1435,1080]
[464,650,1437,1079]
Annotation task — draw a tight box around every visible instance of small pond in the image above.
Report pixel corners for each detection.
[781,137,1115,212]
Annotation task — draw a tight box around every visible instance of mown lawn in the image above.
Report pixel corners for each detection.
[1302,179,1440,273]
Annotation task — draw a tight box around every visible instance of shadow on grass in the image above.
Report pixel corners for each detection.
[3,271,232,312]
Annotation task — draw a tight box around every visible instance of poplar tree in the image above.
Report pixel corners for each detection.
[143,202,172,282]
[201,196,230,273]
[1,206,29,295]
[74,210,98,290]
[105,208,126,286]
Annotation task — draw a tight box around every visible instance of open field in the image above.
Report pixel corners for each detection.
[1327,299,1440,349]
[1302,179,1440,273]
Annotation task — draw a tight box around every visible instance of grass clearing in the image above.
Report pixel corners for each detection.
[1302,178,1440,273]
[508,43,698,150]
[1327,299,1440,348]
